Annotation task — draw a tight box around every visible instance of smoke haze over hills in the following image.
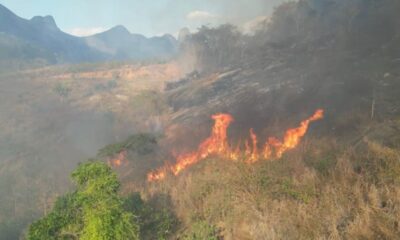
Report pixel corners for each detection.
[1,0,400,239]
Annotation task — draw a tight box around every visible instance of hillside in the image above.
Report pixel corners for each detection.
[1,0,400,239]
[113,0,400,239]
[0,62,182,239]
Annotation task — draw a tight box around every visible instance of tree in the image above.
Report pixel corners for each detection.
[27,162,139,240]
[180,24,243,72]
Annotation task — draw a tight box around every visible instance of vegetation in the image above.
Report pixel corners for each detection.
[124,193,177,240]
[97,133,157,158]
[146,137,400,239]
[27,162,139,240]
[26,161,179,240]
[3,0,400,239]
[182,221,220,240]
[23,132,400,239]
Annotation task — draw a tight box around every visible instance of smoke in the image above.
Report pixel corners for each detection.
[148,0,286,38]
[212,0,285,25]
[178,0,400,74]
[168,0,400,171]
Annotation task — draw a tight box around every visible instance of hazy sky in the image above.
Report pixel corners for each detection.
[0,0,285,37]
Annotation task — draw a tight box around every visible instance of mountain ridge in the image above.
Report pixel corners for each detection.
[85,25,178,60]
[0,4,178,63]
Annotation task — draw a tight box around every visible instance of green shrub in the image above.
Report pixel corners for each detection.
[182,220,220,240]
[124,193,178,240]
[279,179,315,204]
[97,133,157,158]
[27,162,140,240]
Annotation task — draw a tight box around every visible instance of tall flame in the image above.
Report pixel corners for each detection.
[148,114,233,181]
[266,109,324,158]
[147,109,324,182]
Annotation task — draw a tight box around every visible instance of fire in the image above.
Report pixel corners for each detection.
[247,128,259,163]
[147,114,233,181]
[108,150,128,167]
[147,109,324,182]
[147,169,166,181]
[272,109,324,158]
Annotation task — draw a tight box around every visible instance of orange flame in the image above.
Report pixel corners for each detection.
[147,114,233,181]
[247,128,259,163]
[270,109,324,158]
[108,150,128,167]
[147,169,166,181]
[147,109,324,182]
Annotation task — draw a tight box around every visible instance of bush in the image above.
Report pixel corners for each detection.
[182,220,220,240]
[124,193,178,240]
[27,162,140,240]
[97,133,157,158]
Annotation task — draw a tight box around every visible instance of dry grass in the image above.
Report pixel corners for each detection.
[143,137,400,239]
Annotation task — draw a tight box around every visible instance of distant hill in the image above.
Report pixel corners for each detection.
[0,4,106,63]
[85,25,178,61]
[0,4,178,64]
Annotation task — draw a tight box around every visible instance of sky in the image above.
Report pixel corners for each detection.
[0,0,285,37]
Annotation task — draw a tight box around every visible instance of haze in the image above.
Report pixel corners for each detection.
[1,1,400,239]
[0,0,285,36]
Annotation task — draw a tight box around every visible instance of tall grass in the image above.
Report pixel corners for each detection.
[144,137,400,239]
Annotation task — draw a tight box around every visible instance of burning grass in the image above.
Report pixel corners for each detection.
[148,109,324,181]
[143,138,400,239]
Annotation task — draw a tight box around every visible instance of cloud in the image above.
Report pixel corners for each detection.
[186,11,218,21]
[67,27,108,37]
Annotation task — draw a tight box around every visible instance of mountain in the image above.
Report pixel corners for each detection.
[0,4,178,64]
[85,25,178,61]
[0,4,106,63]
